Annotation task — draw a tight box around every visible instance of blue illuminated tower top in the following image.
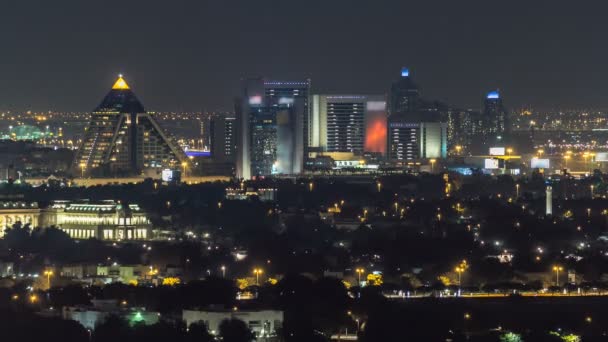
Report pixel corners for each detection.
[401,67,410,77]
[486,90,500,100]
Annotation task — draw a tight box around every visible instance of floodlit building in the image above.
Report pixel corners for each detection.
[210,115,236,162]
[73,75,186,177]
[236,78,308,179]
[63,299,159,330]
[183,308,283,338]
[389,67,420,115]
[309,95,387,155]
[481,90,509,145]
[0,202,41,236]
[0,200,152,240]
[387,113,447,161]
[46,200,152,240]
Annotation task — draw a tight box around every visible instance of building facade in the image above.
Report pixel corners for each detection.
[63,300,159,330]
[0,202,40,236]
[481,90,509,145]
[388,113,447,162]
[73,76,186,177]
[0,200,152,240]
[209,114,236,162]
[309,95,387,156]
[183,308,283,338]
[389,68,420,115]
[236,78,308,179]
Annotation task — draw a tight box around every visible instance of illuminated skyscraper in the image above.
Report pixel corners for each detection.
[73,75,186,176]
[309,95,387,155]
[236,78,308,179]
[481,90,509,144]
[387,112,447,161]
[209,115,236,162]
[389,67,420,115]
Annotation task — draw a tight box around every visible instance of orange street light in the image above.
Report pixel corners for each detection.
[355,268,365,286]
[253,268,264,285]
[43,270,53,289]
[552,265,563,287]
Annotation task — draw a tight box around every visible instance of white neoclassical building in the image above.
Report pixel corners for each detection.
[0,200,152,241]
[0,202,41,237]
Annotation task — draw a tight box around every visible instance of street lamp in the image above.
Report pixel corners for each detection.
[376,181,382,193]
[455,266,466,288]
[355,268,365,286]
[516,183,520,198]
[181,162,188,177]
[253,268,263,285]
[552,265,563,287]
[221,265,226,278]
[563,154,570,169]
[430,159,436,173]
[79,162,86,178]
[309,182,314,192]
[590,185,594,199]
[455,260,468,288]
[44,270,53,289]
[506,148,513,156]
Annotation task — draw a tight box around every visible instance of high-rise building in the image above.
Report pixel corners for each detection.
[387,112,447,162]
[236,78,308,179]
[481,90,509,145]
[209,115,236,162]
[444,108,482,153]
[309,95,387,155]
[73,76,186,177]
[389,68,420,115]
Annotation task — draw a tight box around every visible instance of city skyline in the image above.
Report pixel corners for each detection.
[1,0,607,112]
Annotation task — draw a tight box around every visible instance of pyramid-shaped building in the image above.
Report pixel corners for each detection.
[73,76,186,176]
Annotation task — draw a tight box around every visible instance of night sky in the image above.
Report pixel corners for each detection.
[0,0,606,112]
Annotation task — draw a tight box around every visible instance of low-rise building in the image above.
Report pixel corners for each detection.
[0,200,153,241]
[0,201,41,237]
[96,264,151,284]
[183,307,283,338]
[48,200,151,240]
[62,299,160,330]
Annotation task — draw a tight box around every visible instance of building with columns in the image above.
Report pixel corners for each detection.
[0,200,152,240]
[0,202,41,236]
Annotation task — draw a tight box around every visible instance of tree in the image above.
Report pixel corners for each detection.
[500,332,523,342]
[185,321,214,342]
[219,318,255,342]
[93,314,131,342]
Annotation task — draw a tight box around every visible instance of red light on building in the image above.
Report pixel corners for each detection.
[365,117,387,154]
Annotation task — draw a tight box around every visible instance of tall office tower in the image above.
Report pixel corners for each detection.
[444,108,482,152]
[387,112,447,161]
[309,95,387,155]
[389,68,420,115]
[481,90,509,145]
[73,75,186,177]
[199,113,213,150]
[235,78,308,179]
[209,114,236,162]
